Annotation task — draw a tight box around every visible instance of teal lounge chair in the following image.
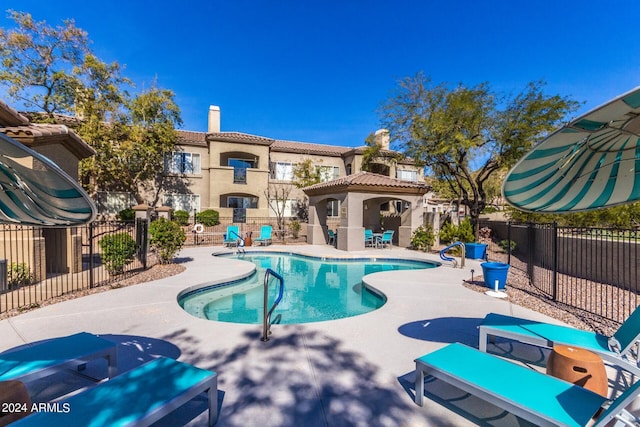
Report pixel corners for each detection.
[13,356,218,426]
[479,307,640,376]
[0,332,117,383]
[223,225,240,247]
[415,342,640,427]
[378,230,394,248]
[254,225,273,246]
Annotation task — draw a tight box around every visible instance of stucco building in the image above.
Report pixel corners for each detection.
[154,106,427,225]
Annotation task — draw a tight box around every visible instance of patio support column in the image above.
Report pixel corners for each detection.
[337,193,365,251]
[398,197,424,248]
[306,197,327,245]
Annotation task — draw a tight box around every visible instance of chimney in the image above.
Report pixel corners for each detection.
[374,128,390,150]
[208,105,220,133]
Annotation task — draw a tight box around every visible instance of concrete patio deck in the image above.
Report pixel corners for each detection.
[0,244,572,426]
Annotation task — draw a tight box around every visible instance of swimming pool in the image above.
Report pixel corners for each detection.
[178,252,437,324]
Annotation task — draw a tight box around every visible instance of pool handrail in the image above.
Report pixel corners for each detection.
[261,268,285,342]
[439,241,465,268]
[228,229,246,253]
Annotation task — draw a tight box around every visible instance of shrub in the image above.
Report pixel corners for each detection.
[410,225,435,251]
[99,232,137,275]
[117,208,135,221]
[439,218,475,244]
[149,218,186,264]
[289,219,301,238]
[196,209,220,227]
[7,262,33,289]
[499,239,517,253]
[172,210,190,226]
[457,218,475,242]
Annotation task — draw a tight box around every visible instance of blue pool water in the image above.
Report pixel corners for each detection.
[178,252,437,324]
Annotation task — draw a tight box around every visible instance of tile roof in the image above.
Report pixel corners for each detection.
[0,100,29,126]
[207,132,274,145]
[303,171,429,196]
[177,130,207,146]
[0,123,95,159]
[270,140,350,156]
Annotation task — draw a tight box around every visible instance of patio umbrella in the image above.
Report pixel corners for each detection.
[503,86,640,213]
[0,132,96,226]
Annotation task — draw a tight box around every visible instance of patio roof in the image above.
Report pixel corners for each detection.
[303,171,430,196]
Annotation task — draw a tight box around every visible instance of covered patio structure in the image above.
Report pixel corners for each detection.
[304,172,429,251]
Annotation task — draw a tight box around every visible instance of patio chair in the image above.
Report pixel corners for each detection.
[364,229,375,247]
[0,332,117,383]
[378,230,394,248]
[479,307,640,376]
[254,225,273,246]
[223,225,240,247]
[327,229,336,246]
[12,356,218,426]
[415,342,640,427]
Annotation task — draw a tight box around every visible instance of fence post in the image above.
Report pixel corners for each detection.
[552,221,558,301]
[507,221,511,265]
[89,221,95,289]
[135,218,148,269]
[527,221,535,281]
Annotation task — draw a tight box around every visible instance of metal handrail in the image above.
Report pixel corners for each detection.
[261,268,284,342]
[229,230,246,253]
[439,241,465,268]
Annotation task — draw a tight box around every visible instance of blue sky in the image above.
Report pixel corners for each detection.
[2,1,640,148]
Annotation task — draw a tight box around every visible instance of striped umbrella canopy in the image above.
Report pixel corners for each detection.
[0,132,96,226]
[503,86,640,213]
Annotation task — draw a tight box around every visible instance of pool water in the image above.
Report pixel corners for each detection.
[179,253,436,324]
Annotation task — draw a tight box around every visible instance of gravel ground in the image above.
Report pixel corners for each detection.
[463,266,619,336]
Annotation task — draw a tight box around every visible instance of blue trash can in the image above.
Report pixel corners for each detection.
[481,262,510,290]
[465,243,487,259]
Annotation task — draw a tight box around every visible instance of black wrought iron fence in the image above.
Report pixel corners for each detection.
[181,216,308,246]
[479,220,640,324]
[0,220,149,314]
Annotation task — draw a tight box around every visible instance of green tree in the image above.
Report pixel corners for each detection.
[0,10,127,119]
[292,158,322,188]
[291,158,323,221]
[360,132,403,173]
[0,11,183,206]
[380,73,579,238]
[78,85,182,205]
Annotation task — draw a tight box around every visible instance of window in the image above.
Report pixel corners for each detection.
[164,152,201,174]
[163,193,201,213]
[346,163,352,175]
[327,199,339,217]
[272,162,293,181]
[95,191,136,215]
[229,158,255,184]
[397,169,418,182]
[269,199,297,217]
[318,166,340,182]
[227,196,258,209]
